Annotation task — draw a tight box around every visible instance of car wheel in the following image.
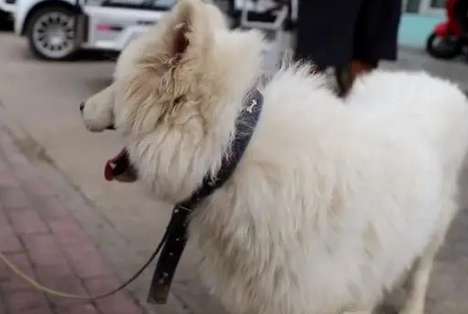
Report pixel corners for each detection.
[27,6,78,60]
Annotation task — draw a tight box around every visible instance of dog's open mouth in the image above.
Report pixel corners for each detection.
[104,148,138,182]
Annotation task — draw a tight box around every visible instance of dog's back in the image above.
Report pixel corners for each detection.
[202,69,468,313]
[348,71,468,175]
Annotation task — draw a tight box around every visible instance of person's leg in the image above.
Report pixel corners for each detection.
[336,0,401,97]
[335,64,352,97]
[351,59,378,78]
[295,1,361,70]
[336,59,377,96]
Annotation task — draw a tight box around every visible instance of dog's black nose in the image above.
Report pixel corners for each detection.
[79,102,85,113]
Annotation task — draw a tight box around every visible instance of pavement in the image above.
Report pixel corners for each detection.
[382,47,468,91]
[2,24,468,313]
[0,120,143,314]
[0,29,222,314]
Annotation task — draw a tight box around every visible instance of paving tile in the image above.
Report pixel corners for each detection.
[36,266,89,306]
[0,233,22,253]
[0,253,36,292]
[0,186,30,209]
[62,244,110,279]
[9,208,48,235]
[34,197,71,222]
[0,169,20,188]
[54,303,98,314]
[22,234,69,269]
[84,276,142,314]
[5,290,49,313]
[0,207,10,228]
[49,218,90,246]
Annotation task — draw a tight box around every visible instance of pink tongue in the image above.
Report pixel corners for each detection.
[104,149,129,181]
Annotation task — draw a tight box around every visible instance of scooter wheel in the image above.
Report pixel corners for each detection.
[426,32,461,59]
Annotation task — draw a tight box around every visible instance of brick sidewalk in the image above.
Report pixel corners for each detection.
[0,126,143,313]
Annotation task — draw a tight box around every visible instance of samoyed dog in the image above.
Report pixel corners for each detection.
[81,0,468,313]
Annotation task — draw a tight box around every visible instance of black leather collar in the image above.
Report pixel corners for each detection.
[147,88,264,304]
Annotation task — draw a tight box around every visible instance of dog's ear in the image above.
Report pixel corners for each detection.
[163,0,213,62]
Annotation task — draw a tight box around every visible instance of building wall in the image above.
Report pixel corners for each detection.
[399,0,445,48]
[405,0,445,13]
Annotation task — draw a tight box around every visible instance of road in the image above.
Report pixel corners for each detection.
[2,28,468,313]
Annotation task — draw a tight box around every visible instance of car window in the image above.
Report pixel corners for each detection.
[101,0,176,10]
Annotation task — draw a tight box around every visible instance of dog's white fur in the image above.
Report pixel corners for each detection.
[81,1,468,313]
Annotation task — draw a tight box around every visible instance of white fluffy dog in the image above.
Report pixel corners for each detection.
[81,1,468,313]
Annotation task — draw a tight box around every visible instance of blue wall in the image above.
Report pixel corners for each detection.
[398,13,445,48]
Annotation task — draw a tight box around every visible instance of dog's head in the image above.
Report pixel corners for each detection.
[81,0,264,202]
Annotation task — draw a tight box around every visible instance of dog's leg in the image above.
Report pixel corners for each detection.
[399,233,444,314]
[398,257,433,314]
[400,198,457,314]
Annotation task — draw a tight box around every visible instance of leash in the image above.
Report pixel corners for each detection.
[0,88,263,303]
[0,228,168,300]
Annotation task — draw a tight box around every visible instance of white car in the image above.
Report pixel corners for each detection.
[14,0,175,60]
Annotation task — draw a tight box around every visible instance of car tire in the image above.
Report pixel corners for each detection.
[26,6,79,61]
